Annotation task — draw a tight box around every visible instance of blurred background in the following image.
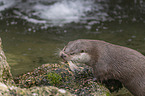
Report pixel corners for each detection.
[0,0,144,76]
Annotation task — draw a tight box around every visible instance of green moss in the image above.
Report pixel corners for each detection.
[106,92,111,96]
[111,87,133,96]
[47,72,62,86]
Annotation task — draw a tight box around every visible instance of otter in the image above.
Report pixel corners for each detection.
[59,39,145,96]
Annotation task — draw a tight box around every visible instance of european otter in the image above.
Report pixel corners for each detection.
[60,39,145,96]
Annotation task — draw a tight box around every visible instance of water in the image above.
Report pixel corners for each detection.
[0,0,15,11]
[0,0,145,76]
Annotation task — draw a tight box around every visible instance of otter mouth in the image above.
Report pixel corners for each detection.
[59,49,91,72]
[59,51,80,71]
[67,61,80,72]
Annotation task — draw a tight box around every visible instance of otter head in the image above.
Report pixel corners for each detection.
[59,40,92,64]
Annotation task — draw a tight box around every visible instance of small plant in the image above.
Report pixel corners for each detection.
[47,72,62,86]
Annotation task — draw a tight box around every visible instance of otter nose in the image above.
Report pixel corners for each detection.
[61,53,67,58]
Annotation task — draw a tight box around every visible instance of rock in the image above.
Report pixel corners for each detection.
[0,38,15,85]
[0,82,8,91]
[0,84,73,96]
[14,62,111,96]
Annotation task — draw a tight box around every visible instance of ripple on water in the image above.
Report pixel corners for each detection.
[15,0,95,26]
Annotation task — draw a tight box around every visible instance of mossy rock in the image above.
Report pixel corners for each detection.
[14,63,110,95]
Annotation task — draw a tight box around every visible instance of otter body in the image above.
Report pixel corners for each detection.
[60,39,145,96]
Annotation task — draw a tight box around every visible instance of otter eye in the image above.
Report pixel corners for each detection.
[81,50,85,53]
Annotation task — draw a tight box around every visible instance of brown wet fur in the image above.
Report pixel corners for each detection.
[60,39,145,96]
